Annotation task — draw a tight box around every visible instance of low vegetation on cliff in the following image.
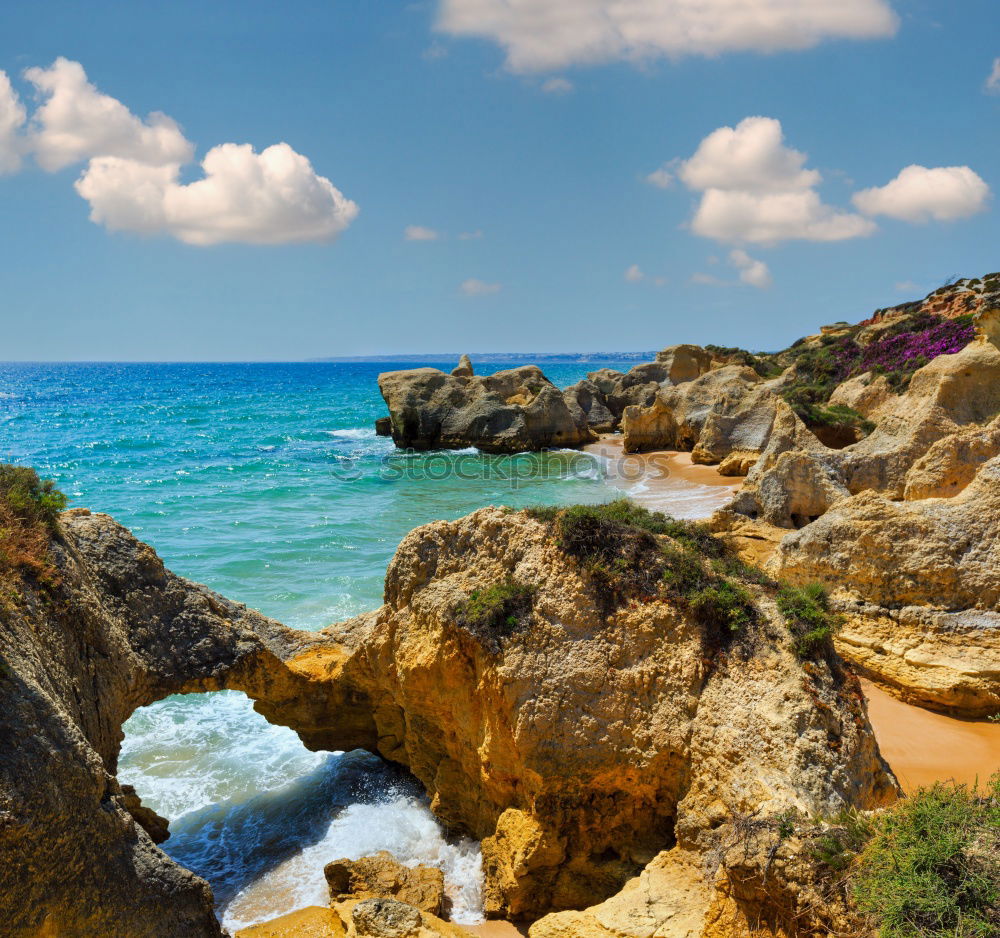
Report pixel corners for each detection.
[455,580,536,653]
[0,465,66,606]
[523,500,841,659]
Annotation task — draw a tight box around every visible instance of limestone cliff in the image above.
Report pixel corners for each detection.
[1,500,897,933]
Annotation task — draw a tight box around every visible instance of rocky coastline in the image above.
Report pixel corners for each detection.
[3,276,1000,937]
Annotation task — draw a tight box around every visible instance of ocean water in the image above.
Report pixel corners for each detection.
[0,361,732,930]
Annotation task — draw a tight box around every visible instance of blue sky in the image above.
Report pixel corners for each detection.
[0,0,998,360]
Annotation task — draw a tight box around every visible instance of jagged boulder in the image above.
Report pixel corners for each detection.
[587,345,716,427]
[345,897,466,937]
[653,343,714,382]
[562,379,616,432]
[325,853,445,916]
[450,354,474,378]
[621,366,761,454]
[376,366,594,453]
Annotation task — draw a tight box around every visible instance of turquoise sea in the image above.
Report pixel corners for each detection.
[0,361,732,929]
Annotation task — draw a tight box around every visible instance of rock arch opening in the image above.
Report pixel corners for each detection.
[118,690,484,933]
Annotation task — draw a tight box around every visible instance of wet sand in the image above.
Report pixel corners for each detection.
[862,680,1000,793]
[584,437,742,516]
[463,924,529,937]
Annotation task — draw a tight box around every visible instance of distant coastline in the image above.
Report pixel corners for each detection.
[309,351,657,364]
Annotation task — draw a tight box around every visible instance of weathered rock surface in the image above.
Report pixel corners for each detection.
[345,897,466,937]
[827,371,897,420]
[588,345,716,426]
[770,457,1000,715]
[121,783,170,844]
[562,378,616,432]
[325,853,445,916]
[377,366,595,452]
[2,503,897,932]
[902,415,1000,499]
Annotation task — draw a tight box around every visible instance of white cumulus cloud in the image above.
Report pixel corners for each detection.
[986,58,1000,94]
[0,71,26,174]
[729,249,772,288]
[25,58,194,172]
[0,57,358,246]
[405,225,440,241]
[460,278,501,296]
[852,165,991,223]
[437,0,898,72]
[676,116,875,244]
[75,143,359,246]
[624,263,644,283]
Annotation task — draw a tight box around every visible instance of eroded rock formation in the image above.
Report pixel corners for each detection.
[375,345,719,452]
[2,502,897,934]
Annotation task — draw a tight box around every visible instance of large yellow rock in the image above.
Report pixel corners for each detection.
[325,853,445,916]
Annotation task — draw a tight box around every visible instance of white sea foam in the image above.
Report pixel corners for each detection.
[328,427,378,440]
[220,796,484,931]
[119,692,325,819]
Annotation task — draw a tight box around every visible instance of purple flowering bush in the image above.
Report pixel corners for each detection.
[776,312,977,433]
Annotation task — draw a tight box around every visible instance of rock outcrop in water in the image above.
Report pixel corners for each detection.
[376,365,595,452]
[1,496,897,934]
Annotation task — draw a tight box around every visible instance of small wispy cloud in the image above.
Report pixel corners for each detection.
[624,263,644,283]
[986,58,1000,94]
[458,229,483,240]
[423,42,448,61]
[461,278,501,296]
[729,249,772,288]
[541,77,574,95]
[894,280,920,293]
[404,225,440,241]
[691,272,725,286]
[645,165,674,189]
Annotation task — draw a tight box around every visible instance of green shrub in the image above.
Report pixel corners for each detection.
[0,465,67,528]
[777,583,841,659]
[853,774,1000,937]
[456,580,536,653]
[0,465,67,606]
[688,580,756,636]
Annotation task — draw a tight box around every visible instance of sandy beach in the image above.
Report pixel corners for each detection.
[584,436,743,517]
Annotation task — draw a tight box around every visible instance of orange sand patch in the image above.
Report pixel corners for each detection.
[862,679,1000,793]
[462,924,529,937]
